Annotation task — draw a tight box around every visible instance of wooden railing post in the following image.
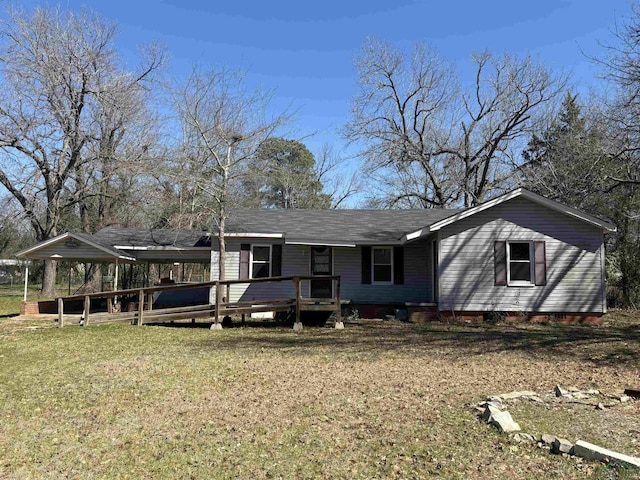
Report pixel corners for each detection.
[211,281,222,330]
[137,289,144,326]
[334,276,344,329]
[293,276,303,331]
[107,294,113,314]
[57,297,64,328]
[83,295,91,326]
[147,293,153,311]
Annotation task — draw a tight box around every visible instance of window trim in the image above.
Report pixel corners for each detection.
[372,246,394,285]
[506,241,534,287]
[250,244,272,279]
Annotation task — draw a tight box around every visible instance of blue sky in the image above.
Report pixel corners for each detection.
[16,0,636,168]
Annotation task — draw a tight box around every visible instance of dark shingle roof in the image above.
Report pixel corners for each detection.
[88,208,461,248]
[92,227,211,248]
[225,208,461,244]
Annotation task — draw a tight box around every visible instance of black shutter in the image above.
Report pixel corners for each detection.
[534,241,546,286]
[272,244,282,277]
[361,246,371,284]
[240,244,250,280]
[494,241,507,286]
[393,246,404,285]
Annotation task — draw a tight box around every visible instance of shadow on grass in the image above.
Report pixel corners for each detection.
[183,319,640,367]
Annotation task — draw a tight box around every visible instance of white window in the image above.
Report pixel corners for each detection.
[507,241,533,285]
[372,247,393,283]
[250,245,272,278]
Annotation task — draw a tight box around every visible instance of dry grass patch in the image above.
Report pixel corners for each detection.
[0,314,639,479]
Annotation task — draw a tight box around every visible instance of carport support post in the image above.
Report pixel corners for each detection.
[211,281,222,330]
[23,263,28,301]
[293,276,303,331]
[113,259,119,311]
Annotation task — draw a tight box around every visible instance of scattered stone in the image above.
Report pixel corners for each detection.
[555,385,569,397]
[541,434,558,446]
[500,390,538,400]
[481,404,502,422]
[528,395,544,403]
[595,402,606,410]
[487,395,503,403]
[478,399,504,411]
[210,322,223,330]
[293,322,303,331]
[584,389,600,395]
[513,433,537,443]
[490,411,521,433]
[573,440,640,468]
[573,392,590,400]
[568,386,580,393]
[334,321,344,330]
[619,395,631,403]
[552,437,574,455]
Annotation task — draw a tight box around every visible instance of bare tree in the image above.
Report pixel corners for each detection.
[171,67,287,280]
[346,38,566,208]
[595,2,640,186]
[346,39,458,208]
[315,144,362,208]
[0,6,164,296]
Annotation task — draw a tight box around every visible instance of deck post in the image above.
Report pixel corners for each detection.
[211,281,222,330]
[225,284,230,303]
[83,295,90,326]
[107,293,113,314]
[334,276,344,329]
[137,289,144,326]
[147,293,153,311]
[57,297,64,328]
[293,276,303,331]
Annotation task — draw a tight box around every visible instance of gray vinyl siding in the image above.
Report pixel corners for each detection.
[437,197,606,313]
[210,239,304,303]
[210,238,434,304]
[335,240,432,303]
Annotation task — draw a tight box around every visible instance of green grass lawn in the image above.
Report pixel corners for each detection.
[0,288,23,317]
[1,315,639,479]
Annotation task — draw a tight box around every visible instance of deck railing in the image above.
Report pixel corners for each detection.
[55,275,342,329]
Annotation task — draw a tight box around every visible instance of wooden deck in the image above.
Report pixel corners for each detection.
[55,275,345,330]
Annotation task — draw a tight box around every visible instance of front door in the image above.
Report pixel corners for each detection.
[310,246,332,298]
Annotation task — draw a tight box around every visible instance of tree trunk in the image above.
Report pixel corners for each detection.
[41,259,57,298]
[218,199,226,281]
[77,263,102,294]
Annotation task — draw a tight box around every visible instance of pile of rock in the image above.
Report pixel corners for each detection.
[474,386,640,469]
[478,400,521,433]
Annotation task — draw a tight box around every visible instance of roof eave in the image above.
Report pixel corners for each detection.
[427,188,617,233]
[16,232,136,261]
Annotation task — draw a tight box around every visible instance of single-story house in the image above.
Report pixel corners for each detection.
[16,188,616,321]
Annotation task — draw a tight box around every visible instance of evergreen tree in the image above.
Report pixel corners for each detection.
[244,138,331,209]
[520,92,608,212]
